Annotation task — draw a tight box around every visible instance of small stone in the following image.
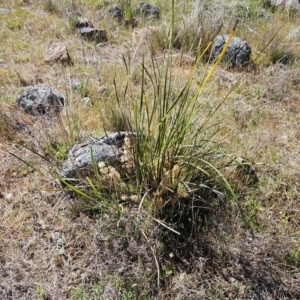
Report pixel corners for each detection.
[17,86,65,116]
[78,27,108,43]
[137,2,160,18]
[211,35,251,69]
[0,8,11,15]
[4,193,12,200]
[45,42,73,65]
[108,6,124,22]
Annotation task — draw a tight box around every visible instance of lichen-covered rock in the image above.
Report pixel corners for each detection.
[211,35,251,68]
[17,86,65,116]
[78,27,108,43]
[137,2,160,18]
[61,132,133,179]
[108,6,124,22]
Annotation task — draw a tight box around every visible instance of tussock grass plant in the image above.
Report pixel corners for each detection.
[65,19,238,237]
[124,56,235,206]
[284,248,300,270]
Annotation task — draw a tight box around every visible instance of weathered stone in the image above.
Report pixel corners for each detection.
[108,6,124,22]
[60,132,133,179]
[17,86,65,116]
[78,27,108,43]
[0,8,11,15]
[137,2,160,18]
[211,35,251,69]
[45,42,72,65]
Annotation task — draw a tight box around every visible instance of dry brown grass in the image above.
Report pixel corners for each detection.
[1,0,300,299]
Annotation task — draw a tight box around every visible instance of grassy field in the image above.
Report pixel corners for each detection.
[1,0,300,299]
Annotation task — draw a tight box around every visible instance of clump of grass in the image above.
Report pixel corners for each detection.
[103,106,129,132]
[123,0,134,26]
[5,7,31,30]
[47,140,69,161]
[43,0,60,15]
[164,0,236,54]
[62,18,238,241]
[36,285,49,300]
[270,47,294,65]
[284,248,300,270]
[122,57,234,210]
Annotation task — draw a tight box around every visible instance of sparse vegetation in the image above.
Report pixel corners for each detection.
[1,0,300,299]
[36,286,50,300]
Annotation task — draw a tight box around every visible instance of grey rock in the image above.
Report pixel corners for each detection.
[61,132,132,179]
[17,86,65,116]
[0,8,11,15]
[137,2,160,18]
[108,6,124,22]
[78,27,108,43]
[211,35,251,68]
